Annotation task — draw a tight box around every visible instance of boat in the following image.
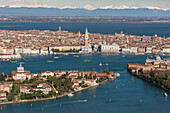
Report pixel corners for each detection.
[99,62,102,66]
[83,100,87,102]
[68,93,74,97]
[54,57,59,59]
[122,55,125,57]
[83,59,92,63]
[78,99,87,102]
[114,73,120,77]
[105,63,109,66]
[164,92,168,97]
[47,60,54,62]
[10,61,17,63]
[74,55,79,57]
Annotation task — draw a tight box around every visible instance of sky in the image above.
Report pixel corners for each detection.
[0,0,169,10]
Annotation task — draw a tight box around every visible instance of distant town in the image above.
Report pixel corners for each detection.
[0,26,170,60]
[0,16,170,23]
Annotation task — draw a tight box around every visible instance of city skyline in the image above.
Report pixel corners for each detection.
[0,0,169,10]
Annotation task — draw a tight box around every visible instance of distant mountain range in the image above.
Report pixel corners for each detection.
[0,7,169,17]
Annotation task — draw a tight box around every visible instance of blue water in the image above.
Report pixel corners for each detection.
[0,22,170,37]
[0,54,170,113]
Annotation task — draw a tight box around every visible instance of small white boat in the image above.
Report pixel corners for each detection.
[164,92,168,97]
[99,62,102,66]
[68,93,74,97]
[105,63,109,66]
[114,73,120,77]
[122,55,125,57]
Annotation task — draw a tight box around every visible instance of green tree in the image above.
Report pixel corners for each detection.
[32,81,39,88]
[0,74,5,81]
[7,93,14,101]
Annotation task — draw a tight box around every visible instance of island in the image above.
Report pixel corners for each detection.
[127,55,170,92]
[0,64,120,104]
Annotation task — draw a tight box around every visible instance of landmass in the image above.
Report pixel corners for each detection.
[0,64,120,104]
[0,16,169,23]
[128,55,170,92]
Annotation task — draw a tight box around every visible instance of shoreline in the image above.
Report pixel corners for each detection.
[0,84,100,105]
[128,71,170,92]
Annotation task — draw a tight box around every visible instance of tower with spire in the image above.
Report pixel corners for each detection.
[85,27,89,46]
[126,36,129,43]
[59,26,61,32]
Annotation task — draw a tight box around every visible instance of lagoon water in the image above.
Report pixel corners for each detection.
[0,54,170,113]
[0,22,170,37]
[0,22,170,113]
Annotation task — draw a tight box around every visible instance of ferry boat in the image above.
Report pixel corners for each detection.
[68,93,74,97]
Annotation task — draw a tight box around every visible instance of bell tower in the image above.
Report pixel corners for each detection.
[85,27,89,46]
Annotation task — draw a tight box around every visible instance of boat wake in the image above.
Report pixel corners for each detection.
[42,100,87,108]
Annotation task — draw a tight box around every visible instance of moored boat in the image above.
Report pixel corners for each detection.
[68,93,74,97]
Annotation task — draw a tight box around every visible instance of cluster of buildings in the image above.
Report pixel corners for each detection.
[0,27,169,58]
[0,64,118,100]
[0,82,13,100]
[20,83,53,95]
[128,55,170,74]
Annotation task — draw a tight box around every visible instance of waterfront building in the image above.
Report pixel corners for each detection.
[128,55,170,74]
[130,47,138,53]
[0,53,21,59]
[41,71,55,78]
[0,91,6,100]
[162,48,170,53]
[12,64,31,81]
[121,48,131,53]
[54,71,68,78]
[49,46,82,52]
[99,43,120,53]
[138,47,145,53]
[115,31,124,37]
[80,46,92,53]
[145,47,152,53]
